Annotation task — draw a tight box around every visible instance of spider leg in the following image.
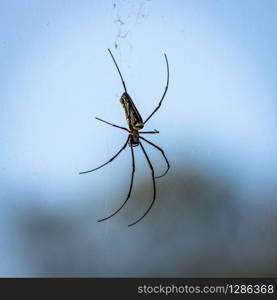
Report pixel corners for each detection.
[144,53,169,124]
[128,142,156,227]
[139,129,159,134]
[95,117,130,132]
[79,136,129,174]
[98,142,135,222]
[139,136,170,179]
[108,48,128,93]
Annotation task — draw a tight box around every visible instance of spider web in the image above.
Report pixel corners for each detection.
[112,0,150,54]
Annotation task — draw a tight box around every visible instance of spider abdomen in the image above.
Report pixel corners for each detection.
[120,92,144,131]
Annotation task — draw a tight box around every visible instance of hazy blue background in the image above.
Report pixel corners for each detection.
[1,0,277,276]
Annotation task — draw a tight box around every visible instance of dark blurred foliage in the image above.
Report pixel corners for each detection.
[17,164,277,277]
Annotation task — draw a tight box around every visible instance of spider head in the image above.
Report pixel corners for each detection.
[129,130,140,147]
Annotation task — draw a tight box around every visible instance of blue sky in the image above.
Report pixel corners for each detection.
[1,0,277,276]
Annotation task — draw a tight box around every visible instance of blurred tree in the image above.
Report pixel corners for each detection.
[18,165,277,277]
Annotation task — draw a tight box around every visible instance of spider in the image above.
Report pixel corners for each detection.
[80,49,169,226]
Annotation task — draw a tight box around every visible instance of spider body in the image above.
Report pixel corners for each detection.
[120,92,144,131]
[80,49,169,226]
